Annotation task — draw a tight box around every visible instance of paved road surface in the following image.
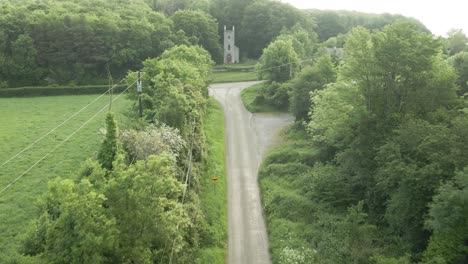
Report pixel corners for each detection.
[209,82,293,264]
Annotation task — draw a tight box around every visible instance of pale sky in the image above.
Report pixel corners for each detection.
[280,0,468,37]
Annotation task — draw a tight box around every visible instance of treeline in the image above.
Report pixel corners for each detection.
[16,45,217,263]
[255,21,468,263]
[0,0,430,88]
[0,0,220,87]
[306,9,429,42]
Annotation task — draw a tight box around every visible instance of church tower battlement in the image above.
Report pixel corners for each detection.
[223,25,239,64]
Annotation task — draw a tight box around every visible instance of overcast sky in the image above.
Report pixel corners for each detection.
[280,0,468,37]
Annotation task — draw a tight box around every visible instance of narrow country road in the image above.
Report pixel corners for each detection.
[209,81,293,264]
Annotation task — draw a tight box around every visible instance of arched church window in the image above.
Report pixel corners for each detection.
[228,44,231,50]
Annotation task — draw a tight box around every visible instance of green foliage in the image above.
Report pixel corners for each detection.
[171,10,223,63]
[258,128,392,264]
[307,82,366,149]
[423,168,468,264]
[289,54,337,121]
[97,112,119,170]
[0,95,130,261]
[0,0,182,86]
[340,23,458,130]
[370,255,411,264]
[22,154,190,263]
[198,99,227,263]
[445,29,468,55]
[119,123,185,162]
[448,51,468,96]
[21,178,119,263]
[259,19,467,264]
[276,24,318,59]
[240,83,287,113]
[256,38,300,83]
[307,9,430,41]
[237,0,315,58]
[129,45,213,151]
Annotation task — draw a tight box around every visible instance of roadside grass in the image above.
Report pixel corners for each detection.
[199,98,227,263]
[240,83,282,113]
[258,127,319,263]
[0,95,131,261]
[211,71,258,83]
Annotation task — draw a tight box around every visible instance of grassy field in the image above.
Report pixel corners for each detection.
[198,98,228,263]
[0,94,132,261]
[240,83,282,113]
[211,71,258,83]
[211,61,258,83]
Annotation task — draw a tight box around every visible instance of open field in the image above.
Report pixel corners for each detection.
[0,94,131,260]
[211,71,258,83]
[211,61,258,83]
[198,98,228,263]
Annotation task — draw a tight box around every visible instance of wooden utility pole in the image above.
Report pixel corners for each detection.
[137,71,142,118]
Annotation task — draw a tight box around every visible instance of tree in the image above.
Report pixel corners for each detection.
[256,38,300,83]
[375,118,461,251]
[306,9,430,41]
[340,22,457,128]
[423,168,468,264]
[448,51,468,96]
[277,24,318,59]
[313,11,346,41]
[104,154,189,262]
[445,29,468,55]
[307,82,366,149]
[119,123,185,162]
[97,112,119,170]
[21,178,119,263]
[0,0,178,86]
[238,0,315,58]
[289,54,336,121]
[171,10,223,63]
[22,154,191,263]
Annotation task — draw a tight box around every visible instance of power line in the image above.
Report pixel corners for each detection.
[0,73,136,170]
[169,118,196,264]
[0,76,142,195]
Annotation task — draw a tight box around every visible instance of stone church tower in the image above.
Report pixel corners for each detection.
[223,26,239,64]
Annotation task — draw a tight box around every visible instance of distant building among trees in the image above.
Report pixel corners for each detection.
[224,26,240,63]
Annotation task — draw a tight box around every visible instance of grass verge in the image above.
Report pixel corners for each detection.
[240,83,281,113]
[211,61,258,83]
[198,98,228,263]
[258,127,319,263]
[0,95,131,261]
[211,71,258,83]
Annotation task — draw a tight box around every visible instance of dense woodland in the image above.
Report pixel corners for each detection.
[1,0,428,87]
[1,0,467,263]
[255,16,468,264]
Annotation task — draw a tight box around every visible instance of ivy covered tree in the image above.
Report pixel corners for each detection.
[97,112,119,170]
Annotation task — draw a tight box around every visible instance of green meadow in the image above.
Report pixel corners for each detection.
[0,94,131,260]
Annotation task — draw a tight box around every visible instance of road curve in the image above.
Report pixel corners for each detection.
[209,81,293,264]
